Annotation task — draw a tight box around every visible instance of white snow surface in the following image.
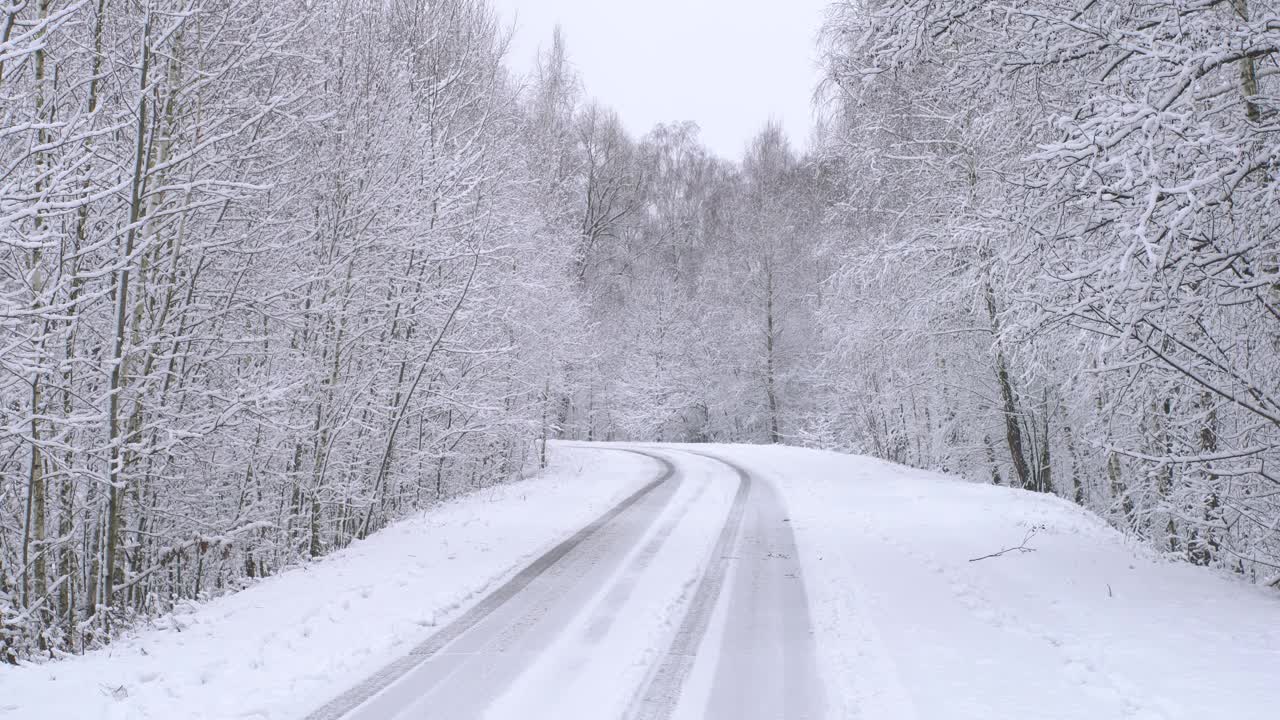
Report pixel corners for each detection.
[706,444,1280,720]
[0,447,656,720]
[3,442,1279,719]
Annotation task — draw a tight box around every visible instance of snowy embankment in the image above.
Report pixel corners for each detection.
[719,445,1280,720]
[0,447,656,720]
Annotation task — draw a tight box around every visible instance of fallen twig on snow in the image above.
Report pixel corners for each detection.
[968,526,1040,562]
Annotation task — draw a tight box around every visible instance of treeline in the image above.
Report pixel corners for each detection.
[0,0,589,661]
[809,0,1280,583]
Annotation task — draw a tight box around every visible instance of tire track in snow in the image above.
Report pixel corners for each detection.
[626,450,752,720]
[305,449,676,720]
[703,458,825,719]
[479,450,718,719]
[582,466,713,645]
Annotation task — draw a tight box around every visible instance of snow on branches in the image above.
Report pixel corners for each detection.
[819,0,1280,580]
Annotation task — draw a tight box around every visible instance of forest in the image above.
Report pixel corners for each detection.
[1,0,1278,662]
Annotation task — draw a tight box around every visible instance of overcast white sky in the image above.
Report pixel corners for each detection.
[489,0,830,161]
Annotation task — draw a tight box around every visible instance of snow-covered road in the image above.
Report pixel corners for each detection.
[310,447,825,720]
[3,443,1278,719]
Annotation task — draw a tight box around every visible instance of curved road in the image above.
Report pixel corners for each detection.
[305,446,826,720]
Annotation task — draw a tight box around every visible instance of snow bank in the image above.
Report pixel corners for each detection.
[711,444,1280,720]
[0,446,657,720]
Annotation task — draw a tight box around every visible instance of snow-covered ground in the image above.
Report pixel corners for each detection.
[721,444,1280,720]
[3,442,1278,720]
[0,447,656,720]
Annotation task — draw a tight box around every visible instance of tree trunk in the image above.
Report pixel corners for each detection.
[104,13,153,615]
[21,0,52,634]
[985,283,1031,489]
[765,266,780,443]
[1232,0,1260,121]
